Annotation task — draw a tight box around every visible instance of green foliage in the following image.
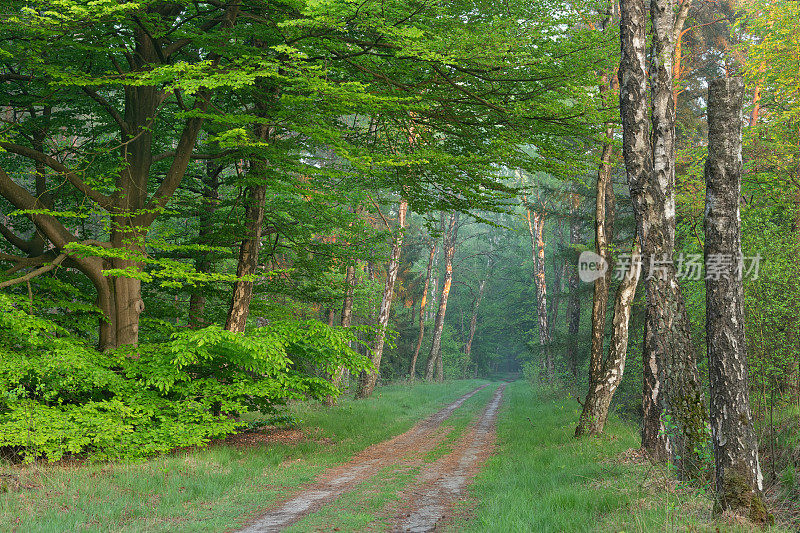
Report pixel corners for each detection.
[0,294,369,462]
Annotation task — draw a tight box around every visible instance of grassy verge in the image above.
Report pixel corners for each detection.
[453,380,786,533]
[0,379,487,533]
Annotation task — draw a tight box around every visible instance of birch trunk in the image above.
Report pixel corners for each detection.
[705,77,766,519]
[425,212,458,382]
[356,198,408,398]
[576,241,641,436]
[526,204,553,379]
[591,122,615,390]
[619,0,707,472]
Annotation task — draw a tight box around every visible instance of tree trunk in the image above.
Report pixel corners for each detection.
[565,193,583,379]
[705,76,765,519]
[356,198,409,398]
[549,219,567,329]
[225,182,267,333]
[325,262,357,405]
[576,240,641,437]
[464,278,487,360]
[425,212,459,382]
[526,204,553,379]
[619,0,707,472]
[426,212,445,321]
[410,239,437,380]
[591,121,615,391]
[189,162,222,329]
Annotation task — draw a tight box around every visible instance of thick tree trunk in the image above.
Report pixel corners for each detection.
[565,193,583,379]
[356,198,408,398]
[425,212,458,382]
[576,241,641,436]
[225,182,267,333]
[619,0,707,472]
[410,240,437,380]
[705,77,765,519]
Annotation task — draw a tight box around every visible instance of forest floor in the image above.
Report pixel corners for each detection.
[0,379,789,532]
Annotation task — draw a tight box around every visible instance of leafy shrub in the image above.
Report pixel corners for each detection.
[0,294,369,462]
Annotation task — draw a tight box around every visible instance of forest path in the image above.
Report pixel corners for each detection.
[235,383,501,533]
[389,382,505,532]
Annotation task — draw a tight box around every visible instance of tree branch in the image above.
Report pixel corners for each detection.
[0,142,115,211]
[0,253,66,289]
[82,87,130,136]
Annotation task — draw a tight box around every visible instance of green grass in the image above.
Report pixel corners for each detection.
[454,381,787,533]
[0,379,488,533]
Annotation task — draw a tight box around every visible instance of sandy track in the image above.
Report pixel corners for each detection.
[392,383,506,533]
[235,384,491,533]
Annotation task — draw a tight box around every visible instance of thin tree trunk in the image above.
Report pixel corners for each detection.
[464,275,487,360]
[549,219,567,328]
[565,193,583,379]
[189,162,222,329]
[426,212,445,321]
[576,240,641,436]
[526,203,553,379]
[325,262,357,405]
[425,212,458,381]
[591,122,615,391]
[356,198,408,398]
[410,239,437,380]
[705,77,765,519]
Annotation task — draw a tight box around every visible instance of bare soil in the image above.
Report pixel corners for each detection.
[234,383,494,533]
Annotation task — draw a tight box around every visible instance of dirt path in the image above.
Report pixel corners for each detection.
[235,384,492,533]
[391,383,506,532]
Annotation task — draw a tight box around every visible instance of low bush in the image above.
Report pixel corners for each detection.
[0,294,369,462]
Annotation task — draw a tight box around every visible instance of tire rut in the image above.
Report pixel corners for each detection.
[235,384,492,533]
[391,383,506,533]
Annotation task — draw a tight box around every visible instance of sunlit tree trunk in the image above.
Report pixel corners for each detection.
[410,239,437,380]
[425,212,458,382]
[357,198,408,398]
[705,77,765,518]
[526,203,552,379]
